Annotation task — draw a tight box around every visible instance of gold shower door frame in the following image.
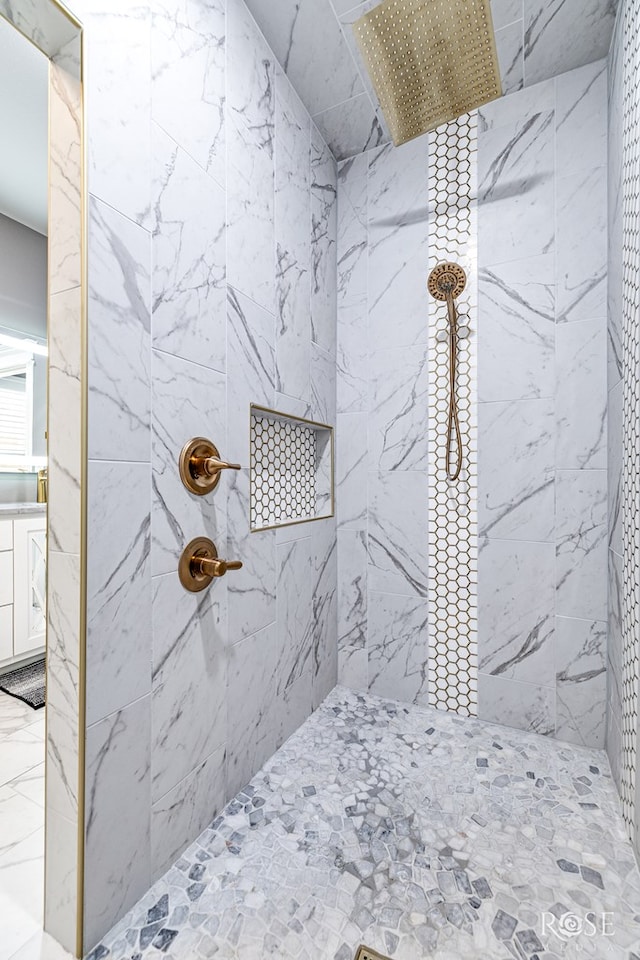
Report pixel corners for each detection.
[0,2,87,955]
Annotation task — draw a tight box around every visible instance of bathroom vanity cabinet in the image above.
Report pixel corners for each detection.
[0,506,46,668]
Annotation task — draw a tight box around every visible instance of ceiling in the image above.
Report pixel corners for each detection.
[245,0,619,161]
[0,15,48,236]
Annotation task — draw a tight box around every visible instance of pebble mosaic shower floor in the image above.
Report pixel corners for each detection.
[89,688,640,960]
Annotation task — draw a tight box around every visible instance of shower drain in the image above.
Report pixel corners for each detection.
[353,947,393,960]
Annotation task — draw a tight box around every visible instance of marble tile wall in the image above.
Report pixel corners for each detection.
[477,59,609,746]
[70,0,337,951]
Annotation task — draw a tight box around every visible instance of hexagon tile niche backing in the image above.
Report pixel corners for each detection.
[250,415,317,529]
[427,113,478,717]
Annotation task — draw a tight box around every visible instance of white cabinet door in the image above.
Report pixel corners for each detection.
[13,516,46,657]
[0,551,12,607]
[0,520,12,552]
[0,605,12,662]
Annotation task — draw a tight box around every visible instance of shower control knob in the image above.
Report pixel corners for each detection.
[179,537,243,592]
[179,437,241,495]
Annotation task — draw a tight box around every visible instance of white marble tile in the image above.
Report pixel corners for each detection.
[336,160,368,416]
[310,342,336,425]
[226,623,279,797]
[274,670,312,750]
[556,469,607,622]
[0,0,77,57]
[523,0,617,87]
[336,413,367,530]
[277,538,314,693]
[368,593,429,706]
[48,288,82,555]
[367,140,429,349]
[151,349,226,578]
[310,520,337,708]
[369,345,429,471]
[151,745,226,881]
[555,319,607,470]
[8,931,74,960]
[151,0,226,187]
[46,552,79,824]
[477,673,555,736]
[84,696,151,950]
[0,695,36,740]
[478,538,555,687]
[555,616,606,748]
[226,0,275,314]
[0,888,41,960]
[608,379,622,555]
[86,461,152,726]
[478,398,555,541]
[490,0,522,29]
[556,168,607,323]
[49,44,82,296]
[227,469,276,643]
[313,93,385,162]
[43,809,76,956]
[495,21,524,95]
[337,529,367,685]
[9,762,44,809]
[368,472,429,598]
[478,110,554,265]
[275,71,311,402]
[83,0,151,227]
[478,78,554,133]
[310,128,338,357]
[0,827,43,926]
[244,0,363,118]
[227,285,275,466]
[87,197,151,462]
[556,59,607,176]
[478,256,555,402]
[151,123,226,372]
[151,571,227,803]
[0,785,42,856]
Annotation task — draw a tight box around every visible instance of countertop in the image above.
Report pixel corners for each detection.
[0,502,46,516]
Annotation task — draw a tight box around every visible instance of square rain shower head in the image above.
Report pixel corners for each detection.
[353,0,502,146]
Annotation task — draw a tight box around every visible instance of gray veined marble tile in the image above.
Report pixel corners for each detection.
[275,71,312,403]
[86,460,152,727]
[368,472,428,598]
[151,123,226,373]
[555,319,607,470]
[49,44,82,297]
[555,616,606,748]
[337,157,368,415]
[310,521,338,708]
[313,93,385,162]
[478,109,554,266]
[87,197,151,462]
[478,538,555,687]
[478,673,555,736]
[310,342,336,425]
[151,349,226,578]
[226,622,279,797]
[151,570,227,803]
[556,168,607,324]
[478,76,555,133]
[369,344,429,471]
[151,0,226,188]
[523,0,617,88]
[337,529,368,690]
[277,537,314,693]
[368,592,429,706]
[310,127,338,356]
[226,0,275,134]
[555,59,607,177]
[478,398,555,541]
[556,469,607,623]
[494,20,524,95]
[84,695,151,950]
[478,256,555,402]
[336,413,367,530]
[43,809,77,953]
[490,0,523,30]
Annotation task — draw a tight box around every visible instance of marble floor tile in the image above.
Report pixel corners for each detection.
[7,932,73,960]
[0,730,44,789]
[89,687,640,960]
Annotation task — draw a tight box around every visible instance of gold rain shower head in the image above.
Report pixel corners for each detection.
[353,0,502,147]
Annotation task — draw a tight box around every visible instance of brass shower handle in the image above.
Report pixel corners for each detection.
[179,537,243,592]
[179,437,241,495]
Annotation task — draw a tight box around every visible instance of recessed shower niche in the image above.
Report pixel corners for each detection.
[250,405,334,531]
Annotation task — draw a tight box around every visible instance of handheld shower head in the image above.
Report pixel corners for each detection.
[428,262,467,301]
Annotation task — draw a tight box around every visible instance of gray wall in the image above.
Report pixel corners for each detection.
[0,212,46,339]
[72,0,338,949]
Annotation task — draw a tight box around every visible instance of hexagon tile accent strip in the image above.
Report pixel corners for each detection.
[427,113,478,717]
[620,0,640,844]
[250,415,317,529]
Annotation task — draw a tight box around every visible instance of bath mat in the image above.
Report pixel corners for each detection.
[0,657,45,709]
